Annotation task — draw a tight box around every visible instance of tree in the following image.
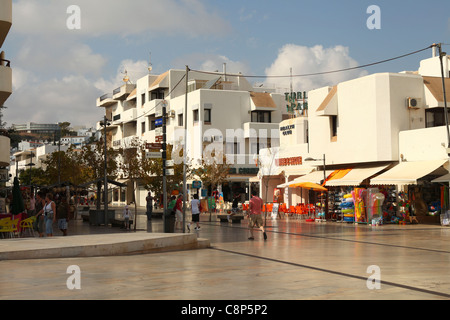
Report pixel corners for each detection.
[18,167,47,187]
[196,152,231,192]
[39,146,91,186]
[77,138,120,210]
[59,122,72,137]
[142,144,192,199]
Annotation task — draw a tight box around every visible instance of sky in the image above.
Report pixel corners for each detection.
[2,0,450,128]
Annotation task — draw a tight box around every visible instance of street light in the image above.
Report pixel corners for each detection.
[304,154,327,221]
[304,154,326,184]
[100,116,111,226]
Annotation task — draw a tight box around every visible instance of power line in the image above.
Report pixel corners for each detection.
[190,44,434,79]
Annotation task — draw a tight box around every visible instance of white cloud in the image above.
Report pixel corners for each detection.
[13,0,231,38]
[265,44,368,92]
[5,75,104,127]
[94,59,150,93]
[6,57,150,128]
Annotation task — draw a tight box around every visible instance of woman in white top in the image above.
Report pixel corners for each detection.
[44,193,56,237]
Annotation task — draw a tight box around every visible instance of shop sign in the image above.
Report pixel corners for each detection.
[229,168,259,175]
[192,181,202,189]
[276,156,303,167]
[280,124,295,136]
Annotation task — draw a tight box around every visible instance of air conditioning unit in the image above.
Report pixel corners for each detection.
[203,136,212,142]
[407,97,421,109]
[168,110,176,118]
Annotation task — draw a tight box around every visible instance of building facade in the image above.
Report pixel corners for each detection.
[0,0,12,170]
[97,69,288,207]
[12,122,61,134]
[258,51,450,224]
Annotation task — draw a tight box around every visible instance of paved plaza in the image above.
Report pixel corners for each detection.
[0,210,449,302]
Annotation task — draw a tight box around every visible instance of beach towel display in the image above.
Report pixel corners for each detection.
[353,188,367,223]
[340,194,354,222]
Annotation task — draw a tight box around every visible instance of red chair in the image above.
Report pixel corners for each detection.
[295,206,303,219]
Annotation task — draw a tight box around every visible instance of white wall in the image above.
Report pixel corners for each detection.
[307,73,426,165]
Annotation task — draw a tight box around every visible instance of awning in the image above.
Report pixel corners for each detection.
[325,165,390,187]
[289,170,334,185]
[370,159,448,185]
[432,173,450,183]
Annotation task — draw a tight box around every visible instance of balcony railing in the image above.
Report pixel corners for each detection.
[99,93,113,102]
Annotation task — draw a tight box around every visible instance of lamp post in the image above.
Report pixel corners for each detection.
[304,154,327,221]
[101,116,111,226]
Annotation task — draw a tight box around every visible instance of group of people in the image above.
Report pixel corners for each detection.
[167,194,201,231]
[161,190,267,240]
[33,191,70,237]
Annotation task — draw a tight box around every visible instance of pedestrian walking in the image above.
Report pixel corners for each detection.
[146,192,153,221]
[187,194,201,232]
[175,194,183,230]
[34,191,45,237]
[248,190,267,241]
[43,193,56,237]
[56,195,69,236]
[123,205,132,230]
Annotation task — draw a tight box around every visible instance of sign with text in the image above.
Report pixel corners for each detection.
[146,143,162,150]
[146,152,162,159]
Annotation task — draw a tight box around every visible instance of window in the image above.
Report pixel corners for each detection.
[204,109,211,124]
[178,114,183,127]
[193,110,199,122]
[330,116,338,140]
[150,90,164,101]
[426,108,450,128]
[141,93,146,107]
[141,121,146,135]
[226,142,240,155]
[251,111,271,123]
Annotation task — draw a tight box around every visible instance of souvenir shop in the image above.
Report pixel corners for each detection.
[326,183,446,225]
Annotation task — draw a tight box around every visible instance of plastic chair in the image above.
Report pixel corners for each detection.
[289,206,296,217]
[0,217,18,238]
[295,206,303,219]
[20,216,36,237]
[0,218,12,238]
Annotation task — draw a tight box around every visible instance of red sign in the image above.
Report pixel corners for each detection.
[276,156,303,167]
[146,143,163,149]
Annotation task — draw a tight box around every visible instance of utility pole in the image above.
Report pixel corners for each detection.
[162,100,168,232]
[438,43,450,149]
[104,115,109,226]
[182,66,189,234]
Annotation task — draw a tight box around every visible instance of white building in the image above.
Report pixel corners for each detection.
[60,136,89,147]
[9,143,70,184]
[259,50,450,224]
[97,68,288,207]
